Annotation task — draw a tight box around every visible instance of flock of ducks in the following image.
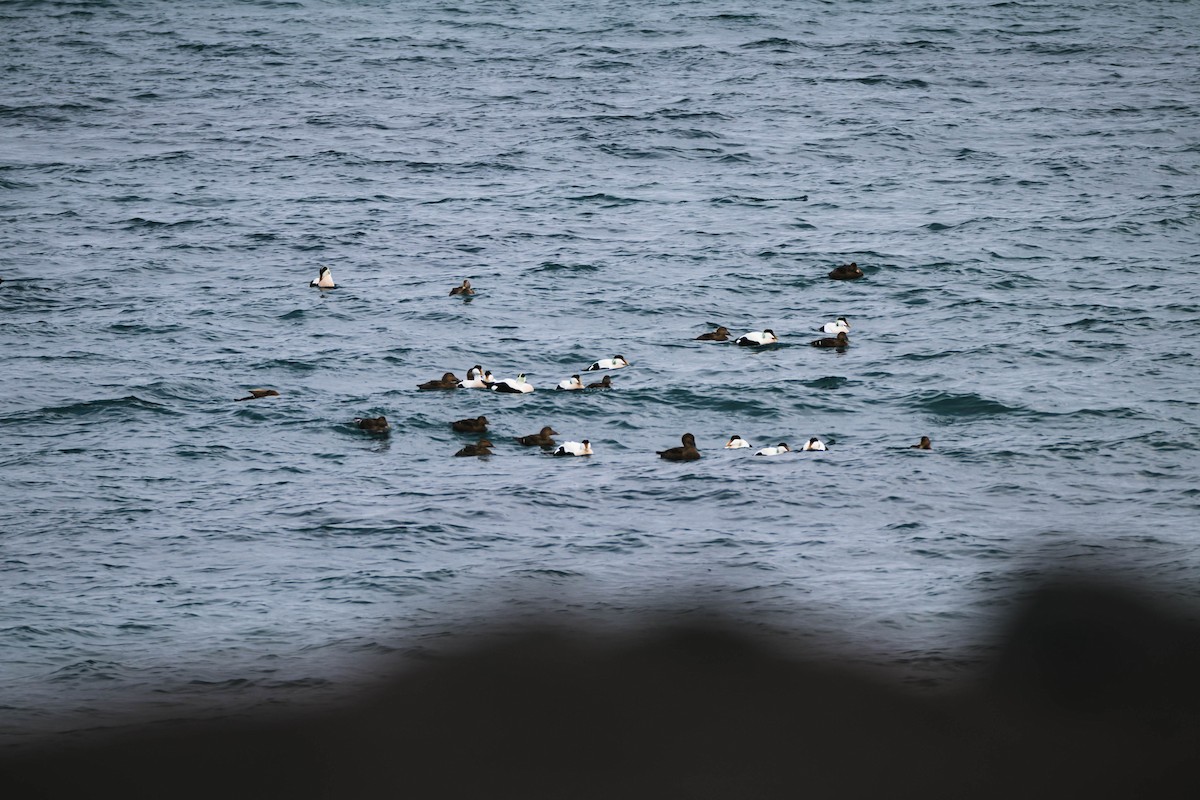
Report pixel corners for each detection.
[248,265,933,459]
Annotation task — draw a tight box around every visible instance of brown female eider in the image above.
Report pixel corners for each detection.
[586,375,613,389]
[454,439,493,457]
[235,388,280,401]
[450,279,474,296]
[810,331,849,348]
[418,372,461,390]
[515,426,558,447]
[696,326,730,341]
[451,415,489,433]
[910,436,932,450]
[657,432,701,461]
[355,416,390,433]
[828,262,863,280]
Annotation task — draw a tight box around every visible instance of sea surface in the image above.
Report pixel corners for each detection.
[2,0,1199,749]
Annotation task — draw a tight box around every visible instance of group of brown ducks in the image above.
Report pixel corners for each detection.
[239,265,932,458]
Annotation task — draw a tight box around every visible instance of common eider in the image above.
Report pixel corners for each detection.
[458,370,496,389]
[454,439,493,457]
[657,433,700,461]
[819,317,850,335]
[755,443,790,456]
[235,388,279,402]
[418,372,461,390]
[310,266,336,288]
[696,326,730,341]
[724,435,751,449]
[451,415,489,433]
[802,437,827,451]
[910,436,932,450]
[585,355,629,371]
[735,329,778,347]
[810,331,849,348]
[556,375,585,391]
[450,279,474,296]
[515,426,558,447]
[490,374,534,393]
[355,416,390,433]
[828,262,863,280]
[553,440,593,457]
[586,375,613,390]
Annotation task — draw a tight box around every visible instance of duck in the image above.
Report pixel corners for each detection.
[418,372,461,390]
[810,331,849,348]
[910,436,932,450]
[490,373,534,393]
[585,355,629,371]
[657,433,701,461]
[696,326,730,341]
[586,375,613,389]
[735,329,778,347]
[454,439,493,457]
[458,370,496,389]
[819,317,850,335]
[802,438,827,451]
[553,440,593,457]
[451,415,489,433]
[724,435,751,449]
[354,416,390,433]
[755,443,790,456]
[310,265,336,288]
[235,388,279,402]
[515,426,558,447]
[449,279,474,296]
[465,365,484,380]
[556,375,585,391]
[828,262,863,280]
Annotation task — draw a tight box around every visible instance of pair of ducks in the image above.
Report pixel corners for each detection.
[311,267,478,298]
[556,374,614,391]
[455,427,592,457]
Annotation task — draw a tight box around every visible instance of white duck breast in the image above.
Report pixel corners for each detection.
[585,356,629,371]
[735,330,778,346]
[459,371,496,389]
[554,440,593,456]
[491,374,534,393]
[556,375,584,391]
[802,438,827,451]
[724,436,751,449]
[754,443,791,456]
[310,266,336,288]
[820,318,850,335]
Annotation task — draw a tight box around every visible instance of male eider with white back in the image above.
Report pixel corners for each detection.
[556,375,584,391]
[554,440,593,457]
[755,443,790,456]
[819,317,850,335]
[585,355,629,371]
[491,374,534,393]
[724,435,751,449]
[802,438,827,451]
[735,329,778,347]
[310,266,336,288]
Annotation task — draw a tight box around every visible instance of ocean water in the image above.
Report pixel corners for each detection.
[2,0,1199,747]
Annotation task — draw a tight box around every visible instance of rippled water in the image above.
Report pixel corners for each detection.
[2,0,1199,747]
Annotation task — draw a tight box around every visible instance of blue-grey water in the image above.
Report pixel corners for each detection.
[2,0,1199,748]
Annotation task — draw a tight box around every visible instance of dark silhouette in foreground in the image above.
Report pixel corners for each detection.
[2,578,1198,798]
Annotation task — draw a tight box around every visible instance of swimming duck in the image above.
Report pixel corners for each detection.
[418,372,461,390]
[355,416,390,433]
[515,426,558,447]
[490,373,534,393]
[235,388,280,402]
[657,433,701,461]
[724,435,751,449]
[585,355,629,371]
[810,331,849,348]
[755,443,790,456]
[466,365,484,380]
[451,415,489,433]
[910,436,932,450]
[556,375,585,391]
[450,279,474,296]
[458,370,496,389]
[819,317,850,335]
[310,266,336,288]
[735,329,778,347]
[586,375,613,389]
[696,326,730,341]
[802,437,827,451]
[553,440,593,457]
[454,439,493,457]
[828,262,863,280]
